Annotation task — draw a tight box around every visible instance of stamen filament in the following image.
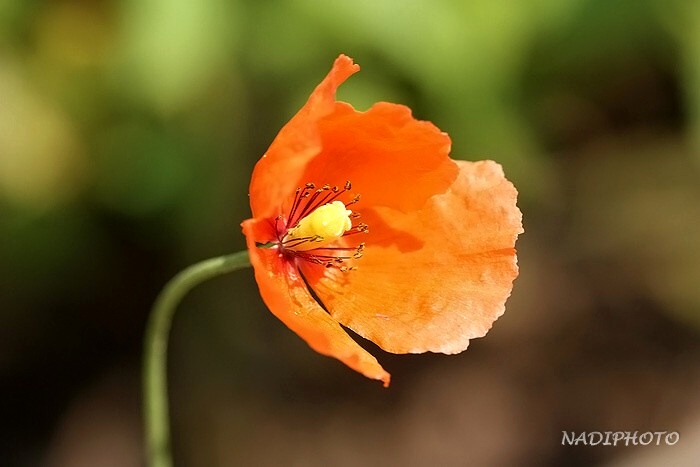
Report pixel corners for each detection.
[286,188,304,227]
[343,223,369,236]
[281,235,322,248]
[345,194,361,207]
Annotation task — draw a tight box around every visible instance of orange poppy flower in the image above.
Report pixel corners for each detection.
[241,55,523,387]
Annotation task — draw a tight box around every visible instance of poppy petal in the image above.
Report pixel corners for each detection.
[249,55,360,220]
[241,217,391,386]
[300,102,457,212]
[302,160,523,354]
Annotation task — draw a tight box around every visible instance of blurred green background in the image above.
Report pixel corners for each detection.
[2,0,700,466]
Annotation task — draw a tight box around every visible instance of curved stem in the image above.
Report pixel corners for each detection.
[143,250,251,467]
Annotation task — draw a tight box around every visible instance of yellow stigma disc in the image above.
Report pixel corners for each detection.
[283,201,352,251]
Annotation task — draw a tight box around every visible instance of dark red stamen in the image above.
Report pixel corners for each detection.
[345,194,360,207]
[287,181,353,228]
[291,187,328,225]
[343,223,369,236]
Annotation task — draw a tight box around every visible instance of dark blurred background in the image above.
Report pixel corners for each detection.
[2,1,700,466]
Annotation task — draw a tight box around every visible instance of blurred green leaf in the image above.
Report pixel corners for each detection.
[117,0,239,114]
[94,123,193,216]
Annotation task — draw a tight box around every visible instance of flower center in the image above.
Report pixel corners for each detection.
[272,181,368,271]
[282,200,352,251]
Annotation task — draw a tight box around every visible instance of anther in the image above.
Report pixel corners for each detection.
[343,223,369,236]
[346,194,361,206]
[353,243,365,259]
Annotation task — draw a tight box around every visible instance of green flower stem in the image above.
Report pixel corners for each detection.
[143,250,251,467]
